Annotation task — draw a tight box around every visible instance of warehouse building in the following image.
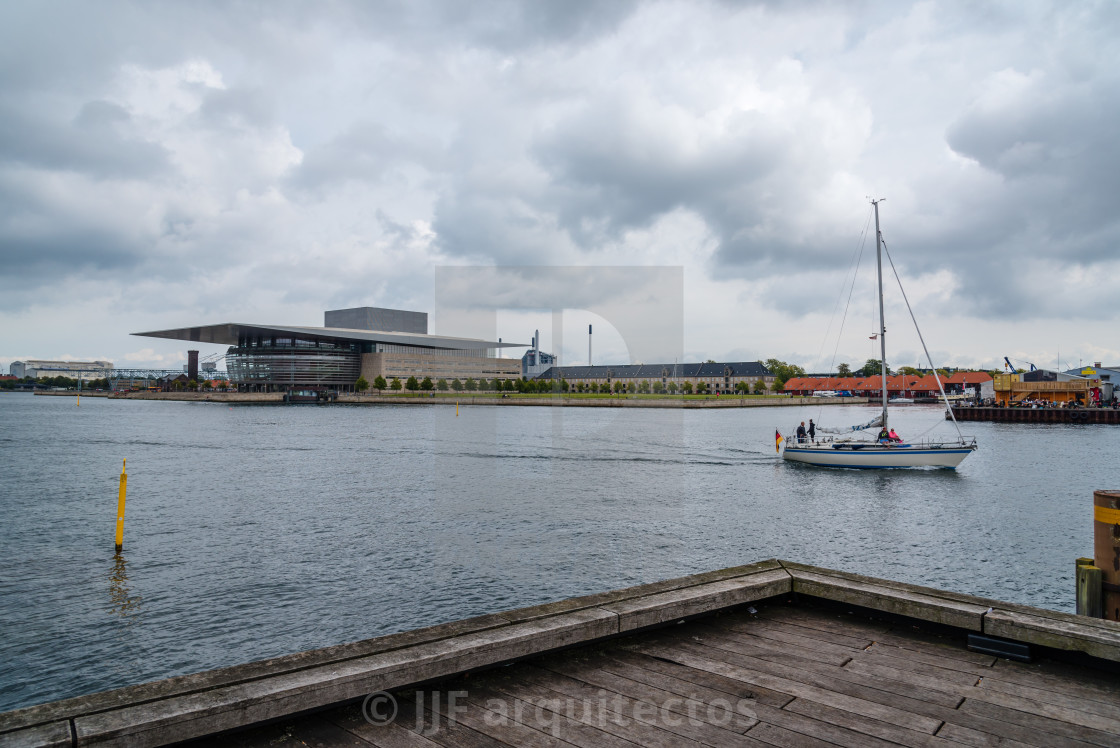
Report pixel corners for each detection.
[536,361,773,394]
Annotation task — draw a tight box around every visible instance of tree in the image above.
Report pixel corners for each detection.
[373,375,387,392]
[696,382,708,394]
[680,381,693,394]
[451,378,463,391]
[355,376,370,393]
[859,359,890,377]
[437,378,449,391]
[652,381,664,394]
[735,381,749,394]
[406,375,419,391]
[638,379,650,394]
[752,379,766,394]
[668,381,678,394]
[613,380,625,393]
[465,377,477,392]
[503,379,515,392]
[898,366,921,376]
[836,362,852,377]
[420,376,433,391]
[390,377,402,390]
[763,359,807,390]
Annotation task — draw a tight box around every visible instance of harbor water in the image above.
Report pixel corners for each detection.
[0,393,1113,712]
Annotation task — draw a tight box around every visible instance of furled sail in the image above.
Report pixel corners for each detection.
[819,415,882,434]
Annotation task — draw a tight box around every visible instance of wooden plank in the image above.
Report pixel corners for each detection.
[590,653,906,748]
[870,627,997,667]
[781,699,958,748]
[626,640,944,734]
[988,657,1120,702]
[848,650,983,686]
[717,616,874,651]
[0,721,72,748]
[500,560,785,623]
[72,607,618,748]
[328,704,448,748]
[420,684,574,748]
[958,693,1120,740]
[984,609,1120,662]
[744,722,846,748]
[601,649,795,708]
[957,698,1115,747]
[787,568,988,631]
[486,669,750,748]
[644,632,964,710]
[864,641,994,675]
[958,694,1120,743]
[750,605,892,637]
[529,661,762,743]
[666,622,854,667]
[933,722,1037,748]
[395,692,510,748]
[0,612,512,736]
[207,722,310,748]
[709,619,869,659]
[976,676,1120,722]
[600,569,791,632]
[455,679,643,748]
[280,715,380,747]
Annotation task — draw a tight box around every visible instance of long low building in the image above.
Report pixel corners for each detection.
[783,371,992,398]
[8,359,113,380]
[134,307,525,392]
[537,361,773,394]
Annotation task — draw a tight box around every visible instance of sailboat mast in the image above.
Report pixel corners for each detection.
[873,199,888,428]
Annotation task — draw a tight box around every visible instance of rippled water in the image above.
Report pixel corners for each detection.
[0,393,1113,711]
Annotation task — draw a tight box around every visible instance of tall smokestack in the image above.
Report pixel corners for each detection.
[588,324,592,366]
[187,350,199,381]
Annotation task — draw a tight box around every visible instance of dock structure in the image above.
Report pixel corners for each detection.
[951,406,1120,424]
[3,561,1119,747]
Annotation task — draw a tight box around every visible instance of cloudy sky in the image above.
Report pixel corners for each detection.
[1,0,1117,375]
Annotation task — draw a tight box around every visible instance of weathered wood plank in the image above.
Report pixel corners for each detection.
[487,668,750,748]
[666,622,854,668]
[751,605,892,637]
[718,615,874,651]
[395,693,511,748]
[786,568,988,631]
[988,657,1120,702]
[644,633,964,710]
[958,697,1120,746]
[501,559,785,623]
[600,569,791,632]
[864,641,994,674]
[0,721,71,748]
[600,649,795,708]
[932,721,1037,748]
[744,722,844,748]
[73,607,618,747]
[328,705,448,748]
[627,640,945,734]
[781,699,958,748]
[708,619,868,660]
[984,609,1120,662]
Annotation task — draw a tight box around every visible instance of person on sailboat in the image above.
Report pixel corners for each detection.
[808,419,816,443]
[796,422,808,443]
[888,428,902,443]
[878,427,891,445]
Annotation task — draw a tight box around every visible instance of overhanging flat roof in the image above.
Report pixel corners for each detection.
[132,323,526,351]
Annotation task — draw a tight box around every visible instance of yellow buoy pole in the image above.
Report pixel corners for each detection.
[114,459,127,553]
[456,400,459,416]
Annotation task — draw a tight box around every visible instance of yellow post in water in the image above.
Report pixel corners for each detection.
[456,401,459,416]
[77,393,80,407]
[114,459,127,553]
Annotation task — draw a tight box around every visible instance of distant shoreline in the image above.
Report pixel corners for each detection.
[33,390,867,408]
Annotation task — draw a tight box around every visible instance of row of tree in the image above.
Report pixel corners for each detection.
[354,375,775,395]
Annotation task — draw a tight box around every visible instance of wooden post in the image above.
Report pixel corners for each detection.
[1076,559,1102,617]
[1093,490,1120,621]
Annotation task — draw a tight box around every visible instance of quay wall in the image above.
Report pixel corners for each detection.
[952,406,1120,424]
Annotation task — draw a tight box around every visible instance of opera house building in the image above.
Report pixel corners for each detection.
[134,307,524,391]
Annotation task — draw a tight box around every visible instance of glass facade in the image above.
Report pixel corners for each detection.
[226,337,360,387]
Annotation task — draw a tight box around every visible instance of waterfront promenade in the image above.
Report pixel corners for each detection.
[3,560,1118,747]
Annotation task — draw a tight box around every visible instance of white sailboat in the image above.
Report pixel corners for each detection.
[779,199,977,469]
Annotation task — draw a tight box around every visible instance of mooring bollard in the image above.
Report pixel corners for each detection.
[1093,490,1120,621]
[115,459,128,553]
[1076,557,1102,618]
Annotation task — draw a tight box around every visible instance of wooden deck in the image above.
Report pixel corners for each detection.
[208,600,1120,748]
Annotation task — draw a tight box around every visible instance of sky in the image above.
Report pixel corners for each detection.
[1,0,1118,375]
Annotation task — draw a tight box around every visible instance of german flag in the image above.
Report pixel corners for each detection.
[775,429,784,453]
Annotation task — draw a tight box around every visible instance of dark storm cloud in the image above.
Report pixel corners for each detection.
[0,101,171,179]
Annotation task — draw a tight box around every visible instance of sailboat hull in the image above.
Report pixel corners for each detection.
[781,442,975,469]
